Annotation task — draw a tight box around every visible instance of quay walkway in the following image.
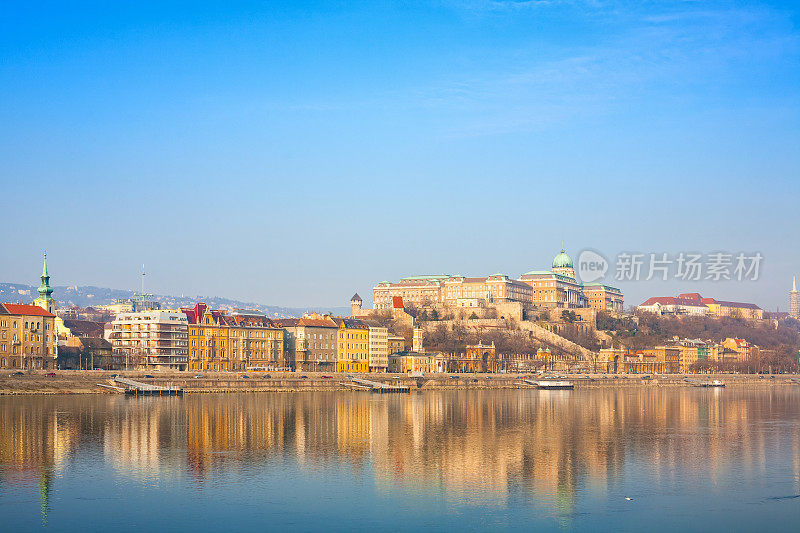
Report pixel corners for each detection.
[114,377,183,396]
[351,377,410,393]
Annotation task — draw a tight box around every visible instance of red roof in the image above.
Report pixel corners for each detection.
[181,303,216,324]
[181,303,278,328]
[639,296,707,307]
[1,303,55,317]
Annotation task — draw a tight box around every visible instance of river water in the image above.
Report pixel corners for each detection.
[1,388,798,531]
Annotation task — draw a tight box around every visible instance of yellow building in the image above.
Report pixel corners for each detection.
[443,341,498,373]
[0,303,58,369]
[335,318,370,373]
[388,352,438,373]
[703,299,763,320]
[621,351,664,374]
[721,338,757,364]
[677,345,698,373]
[597,348,624,373]
[388,335,406,355]
[621,346,680,374]
[182,303,284,372]
[706,343,721,363]
[653,346,681,373]
[675,293,763,320]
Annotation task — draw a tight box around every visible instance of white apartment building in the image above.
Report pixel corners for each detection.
[109,310,188,370]
[368,326,388,372]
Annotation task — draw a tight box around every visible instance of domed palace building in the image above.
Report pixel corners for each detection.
[372,249,623,316]
[519,250,585,309]
[519,249,624,315]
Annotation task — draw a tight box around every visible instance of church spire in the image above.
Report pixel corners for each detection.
[34,251,55,314]
[38,251,53,299]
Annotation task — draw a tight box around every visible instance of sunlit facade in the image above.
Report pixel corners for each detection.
[183,303,284,372]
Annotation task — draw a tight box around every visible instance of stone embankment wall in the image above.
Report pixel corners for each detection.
[1,370,797,395]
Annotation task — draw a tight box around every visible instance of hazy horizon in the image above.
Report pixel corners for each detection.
[2,1,798,310]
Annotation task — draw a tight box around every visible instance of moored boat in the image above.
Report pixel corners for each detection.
[525,379,574,390]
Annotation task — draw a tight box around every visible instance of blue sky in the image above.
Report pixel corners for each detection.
[1,1,798,310]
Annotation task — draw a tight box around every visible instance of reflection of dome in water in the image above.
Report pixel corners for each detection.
[552,250,573,269]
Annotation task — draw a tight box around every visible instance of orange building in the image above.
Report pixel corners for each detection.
[183,303,284,372]
[0,303,57,369]
[582,283,624,316]
[445,341,497,373]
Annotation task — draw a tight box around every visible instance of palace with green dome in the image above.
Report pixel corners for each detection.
[519,249,623,314]
[371,248,623,316]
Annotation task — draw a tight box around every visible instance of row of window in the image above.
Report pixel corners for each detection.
[300,332,335,340]
[190,328,281,339]
[340,343,368,351]
[0,320,50,330]
[0,345,49,355]
[189,349,280,359]
[114,340,188,347]
[191,339,279,349]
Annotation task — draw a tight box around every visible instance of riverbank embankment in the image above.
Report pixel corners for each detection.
[1,370,798,395]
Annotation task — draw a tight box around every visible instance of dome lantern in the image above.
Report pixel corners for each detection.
[552,249,573,269]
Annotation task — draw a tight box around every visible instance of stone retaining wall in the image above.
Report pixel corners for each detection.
[1,370,798,394]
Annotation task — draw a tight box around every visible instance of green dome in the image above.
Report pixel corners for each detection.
[552,249,573,269]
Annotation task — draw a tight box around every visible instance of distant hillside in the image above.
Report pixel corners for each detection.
[0,283,350,319]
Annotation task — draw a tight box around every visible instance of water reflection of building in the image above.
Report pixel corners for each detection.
[2,388,800,525]
[103,398,185,481]
[0,398,81,524]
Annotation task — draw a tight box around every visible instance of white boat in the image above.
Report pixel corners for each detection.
[525,379,574,390]
[684,378,725,388]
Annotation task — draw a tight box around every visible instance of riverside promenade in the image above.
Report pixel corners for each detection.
[0,370,798,395]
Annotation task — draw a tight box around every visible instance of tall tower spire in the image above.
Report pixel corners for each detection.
[34,251,55,314]
[790,276,799,319]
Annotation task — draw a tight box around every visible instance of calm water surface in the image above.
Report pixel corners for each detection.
[1,388,799,531]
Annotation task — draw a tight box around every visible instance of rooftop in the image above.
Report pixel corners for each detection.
[639,296,708,307]
[0,303,56,317]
